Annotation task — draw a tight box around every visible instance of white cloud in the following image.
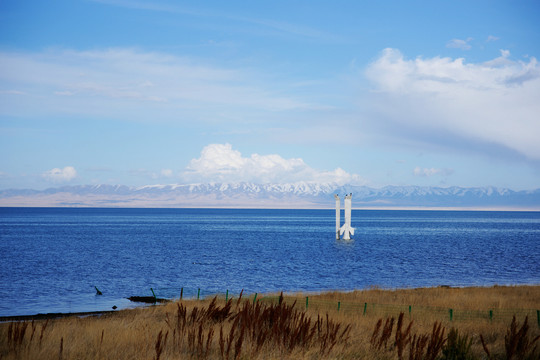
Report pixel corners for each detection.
[129,168,175,180]
[182,143,365,185]
[486,35,499,42]
[42,166,77,182]
[413,167,453,177]
[446,38,473,50]
[0,89,25,95]
[0,48,315,121]
[92,0,339,42]
[365,48,540,161]
[161,169,173,177]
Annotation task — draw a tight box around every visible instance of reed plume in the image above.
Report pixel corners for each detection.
[395,312,413,360]
[504,316,540,360]
[154,329,168,360]
[58,336,63,360]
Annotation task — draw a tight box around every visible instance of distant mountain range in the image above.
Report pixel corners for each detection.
[1,182,539,209]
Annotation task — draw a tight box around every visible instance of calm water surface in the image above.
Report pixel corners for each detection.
[1,208,539,316]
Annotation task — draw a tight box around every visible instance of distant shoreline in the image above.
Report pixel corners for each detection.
[1,183,539,210]
[1,205,539,211]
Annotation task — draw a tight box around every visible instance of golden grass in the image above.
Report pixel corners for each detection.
[1,285,539,359]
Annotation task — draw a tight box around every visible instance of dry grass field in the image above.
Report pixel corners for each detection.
[1,285,539,359]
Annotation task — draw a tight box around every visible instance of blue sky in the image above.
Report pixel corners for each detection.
[1,0,539,190]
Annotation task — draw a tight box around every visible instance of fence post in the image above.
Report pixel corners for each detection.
[306,297,309,310]
[226,290,228,302]
[253,293,258,304]
[197,288,200,300]
[363,302,367,315]
[151,288,157,304]
[338,301,341,312]
[537,310,540,328]
[489,310,493,322]
[180,287,183,300]
[449,308,453,321]
[409,305,411,317]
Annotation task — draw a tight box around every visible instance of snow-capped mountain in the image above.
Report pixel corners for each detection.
[1,182,539,209]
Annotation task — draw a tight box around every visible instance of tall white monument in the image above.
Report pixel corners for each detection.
[334,194,340,240]
[335,193,354,240]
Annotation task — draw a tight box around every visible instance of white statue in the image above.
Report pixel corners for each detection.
[335,193,354,240]
[334,194,340,240]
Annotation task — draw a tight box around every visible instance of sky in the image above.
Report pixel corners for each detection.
[1,0,540,191]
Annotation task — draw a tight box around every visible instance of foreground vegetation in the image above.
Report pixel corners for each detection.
[1,285,539,359]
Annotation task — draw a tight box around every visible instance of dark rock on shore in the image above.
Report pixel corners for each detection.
[127,296,170,304]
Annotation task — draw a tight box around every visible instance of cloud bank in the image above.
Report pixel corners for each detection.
[446,38,473,50]
[413,167,453,177]
[0,48,313,121]
[182,143,364,185]
[42,166,77,182]
[365,48,540,161]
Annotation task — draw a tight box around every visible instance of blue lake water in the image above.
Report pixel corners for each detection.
[0,207,539,317]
